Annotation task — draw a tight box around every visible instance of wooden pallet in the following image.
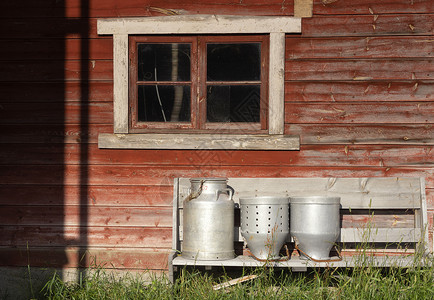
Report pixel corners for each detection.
[169,177,429,281]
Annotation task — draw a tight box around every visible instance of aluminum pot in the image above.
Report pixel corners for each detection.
[240,196,289,260]
[290,196,340,260]
[182,178,234,260]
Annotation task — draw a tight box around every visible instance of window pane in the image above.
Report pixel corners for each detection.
[138,44,191,82]
[207,43,261,81]
[138,85,190,122]
[206,85,260,123]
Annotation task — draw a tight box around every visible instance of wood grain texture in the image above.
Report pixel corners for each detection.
[1,0,433,269]
[268,32,286,134]
[302,14,434,37]
[312,0,434,15]
[0,247,170,269]
[98,15,301,35]
[285,81,434,102]
[285,59,433,81]
[112,34,129,133]
[0,0,296,18]
[286,124,434,145]
[0,102,113,125]
[286,36,434,59]
[2,0,433,18]
[0,206,172,227]
[1,165,433,187]
[0,185,174,207]
[285,102,434,124]
[1,226,172,247]
[0,60,113,82]
[99,133,299,150]
[0,39,113,61]
[1,144,433,168]
[2,14,432,39]
[0,82,113,102]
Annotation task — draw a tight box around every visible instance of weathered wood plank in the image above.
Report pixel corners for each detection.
[342,214,415,229]
[285,59,433,81]
[0,18,99,39]
[0,124,108,144]
[113,34,129,133]
[3,14,432,39]
[294,0,313,18]
[313,0,434,15]
[286,37,434,59]
[98,15,301,35]
[2,165,434,187]
[0,185,173,207]
[178,177,423,209]
[427,189,434,207]
[268,32,286,134]
[0,81,113,102]
[2,144,433,168]
[5,101,432,126]
[3,0,433,18]
[302,14,434,37]
[285,102,434,124]
[0,60,113,82]
[98,133,300,150]
[1,226,172,247]
[0,0,296,18]
[284,81,434,102]
[0,39,113,61]
[340,228,421,243]
[0,102,113,124]
[286,124,434,145]
[0,206,172,227]
[0,246,170,269]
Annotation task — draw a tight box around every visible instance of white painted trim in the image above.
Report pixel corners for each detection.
[268,32,286,135]
[98,15,301,35]
[98,15,302,147]
[98,133,300,150]
[113,34,129,133]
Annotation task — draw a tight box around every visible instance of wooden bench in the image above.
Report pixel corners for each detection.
[169,177,429,281]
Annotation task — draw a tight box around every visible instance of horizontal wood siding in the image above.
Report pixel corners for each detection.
[0,0,432,272]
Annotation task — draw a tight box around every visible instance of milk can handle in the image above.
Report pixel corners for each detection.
[215,188,233,201]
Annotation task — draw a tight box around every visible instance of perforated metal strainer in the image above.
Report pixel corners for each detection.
[240,196,289,260]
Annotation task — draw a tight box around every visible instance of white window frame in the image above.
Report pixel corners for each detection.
[97,15,301,150]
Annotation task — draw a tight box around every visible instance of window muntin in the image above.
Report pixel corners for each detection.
[129,35,268,133]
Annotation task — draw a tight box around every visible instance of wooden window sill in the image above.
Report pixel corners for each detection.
[98,133,300,150]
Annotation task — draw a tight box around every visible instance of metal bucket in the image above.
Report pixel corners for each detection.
[290,196,340,260]
[240,196,289,260]
[182,178,235,260]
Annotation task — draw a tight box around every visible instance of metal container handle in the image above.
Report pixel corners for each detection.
[215,188,233,201]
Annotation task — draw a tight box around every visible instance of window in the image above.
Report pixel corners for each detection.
[129,35,268,133]
[97,15,301,150]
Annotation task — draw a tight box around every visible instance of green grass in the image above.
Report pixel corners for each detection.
[37,255,434,300]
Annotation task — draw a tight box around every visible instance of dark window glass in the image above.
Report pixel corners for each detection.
[138,85,190,122]
[206,85,260,122]
[138,44,191,82]
[207,43,261,81]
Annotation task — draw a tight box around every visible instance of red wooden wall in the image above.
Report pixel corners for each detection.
[0,0,433,274]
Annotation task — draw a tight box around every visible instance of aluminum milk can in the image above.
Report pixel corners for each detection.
[182,178,235,260]
[290,196,340,260]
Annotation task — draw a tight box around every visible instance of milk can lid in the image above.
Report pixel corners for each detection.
[240,196,290,205]
[289,196,340,205]
[190,177,228,183]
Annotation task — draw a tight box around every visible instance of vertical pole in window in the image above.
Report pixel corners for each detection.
[113,34,129,133]
[268,32,285,135]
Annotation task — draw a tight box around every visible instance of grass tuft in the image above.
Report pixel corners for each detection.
[38,254,434,300]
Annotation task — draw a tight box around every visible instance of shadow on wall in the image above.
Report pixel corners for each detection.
[0,0,89,298]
